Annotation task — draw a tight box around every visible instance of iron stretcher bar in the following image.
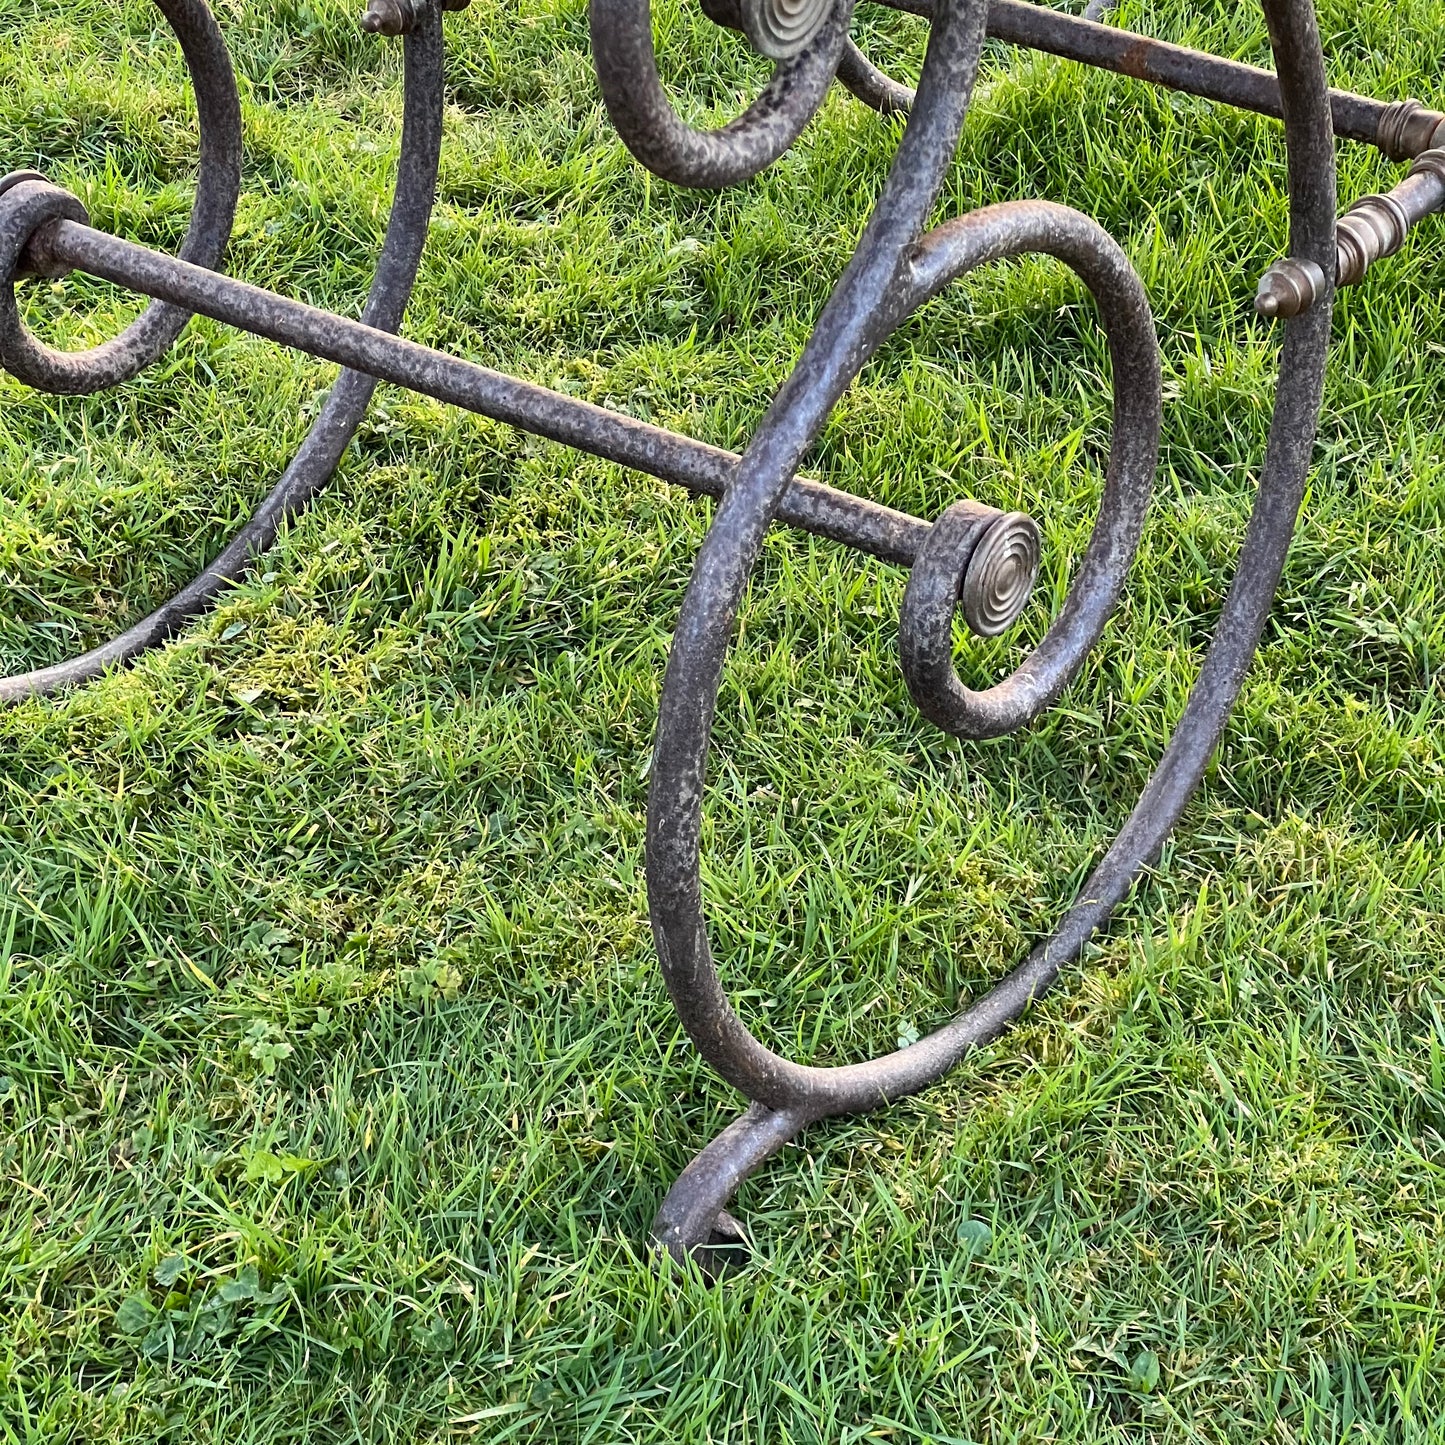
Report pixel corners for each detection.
[870,0,1433,155]
[35,221,949,570]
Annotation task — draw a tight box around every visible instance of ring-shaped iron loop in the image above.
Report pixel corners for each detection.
[0,12,446,705]
[0,0,240,395]
[898,202,1162,741]
[589,0,855,187]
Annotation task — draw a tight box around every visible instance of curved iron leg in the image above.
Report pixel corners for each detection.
[0,13,445,705]
[648,0,1337,1267]
[652,1103,811,1276]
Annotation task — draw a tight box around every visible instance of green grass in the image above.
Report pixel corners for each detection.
[3,0,1445,1438]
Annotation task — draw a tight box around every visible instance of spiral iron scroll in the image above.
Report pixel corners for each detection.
[2,0,1345,1278]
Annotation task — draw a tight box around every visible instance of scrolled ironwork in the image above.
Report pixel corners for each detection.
[0,4,445,705]
[643,0,1336,1269]
[590,0,855,187]
[836,37,915,115]
[897,200,1160,741]
[4,0,1435,1278]
[0,0,239,396]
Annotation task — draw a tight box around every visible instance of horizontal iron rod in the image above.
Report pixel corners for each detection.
[38,220,936,569]
[872,0,1398,150]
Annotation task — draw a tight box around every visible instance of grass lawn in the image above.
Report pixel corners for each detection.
[4,0,1445,1438]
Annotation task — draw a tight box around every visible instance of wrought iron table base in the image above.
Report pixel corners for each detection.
[3,0,1439,1273]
